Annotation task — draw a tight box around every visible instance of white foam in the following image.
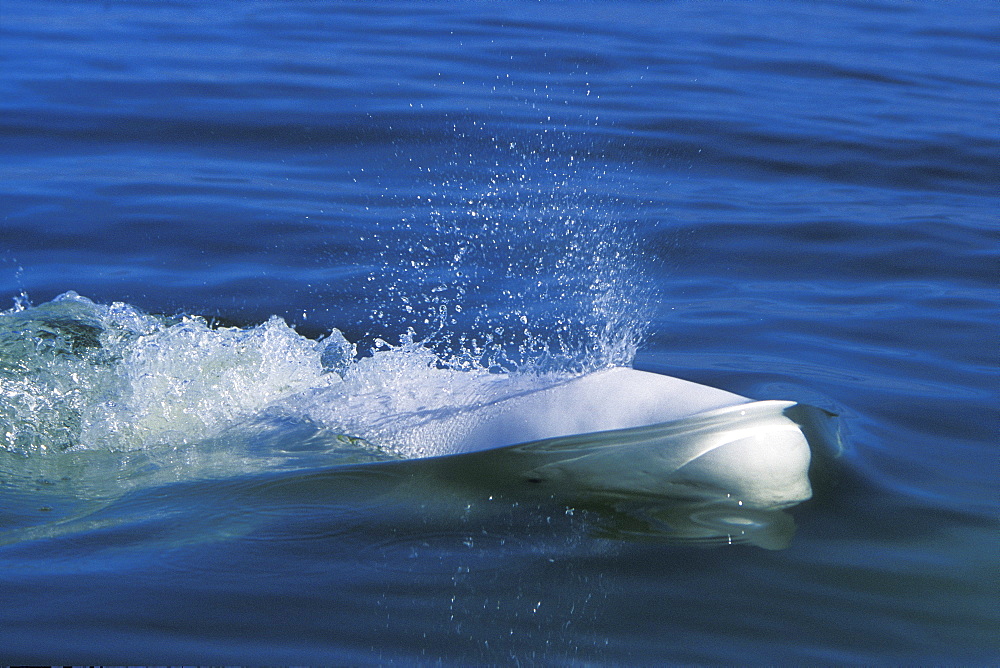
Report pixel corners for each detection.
[0,293,577,458]
[0,293,346,454]
[79,314,343,450]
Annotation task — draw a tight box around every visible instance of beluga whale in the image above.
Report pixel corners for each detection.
[317,364,835,513]
[0,293,838,547]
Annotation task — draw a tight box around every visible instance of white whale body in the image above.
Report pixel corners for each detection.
[329,367,818,510]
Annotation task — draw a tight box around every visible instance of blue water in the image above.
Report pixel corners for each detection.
[2,0,998,663]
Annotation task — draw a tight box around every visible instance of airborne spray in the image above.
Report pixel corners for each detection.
[368,118,655,375]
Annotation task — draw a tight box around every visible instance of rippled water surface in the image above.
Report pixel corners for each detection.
[2,0,998,663]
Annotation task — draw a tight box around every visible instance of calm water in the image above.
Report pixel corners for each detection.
[2,0,998,663]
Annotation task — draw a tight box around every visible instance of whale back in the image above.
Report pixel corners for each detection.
[445,367,750,455]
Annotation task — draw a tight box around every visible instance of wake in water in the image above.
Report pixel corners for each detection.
[0,291,621,462]
[0,292,342,454]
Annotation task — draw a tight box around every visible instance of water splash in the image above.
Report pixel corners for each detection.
[0,292,554,464]
[0,292,351,456]
[368,122,653,373]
